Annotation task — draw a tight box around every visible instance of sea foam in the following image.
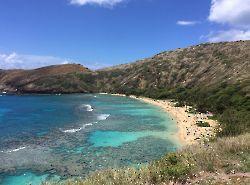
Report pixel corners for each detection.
[0,146,26,153]
[97,114,110,121]
[81,104,94,112]
[63,123,93,133]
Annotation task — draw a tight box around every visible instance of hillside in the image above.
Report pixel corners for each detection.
[96,41,250,93]
[0,41,249,95]
[0,64,96,93]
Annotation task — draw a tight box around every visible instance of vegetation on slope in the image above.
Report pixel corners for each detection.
[1,41,250,96]
[44,134,250,185]
[0,64,94,93]
[97,41,250,92]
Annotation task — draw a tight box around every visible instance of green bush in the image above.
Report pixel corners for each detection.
[157,153,192,181]
[196,121,210,127]
[174,101,185,107]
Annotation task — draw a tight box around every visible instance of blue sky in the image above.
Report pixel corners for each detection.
[0,0,250,69]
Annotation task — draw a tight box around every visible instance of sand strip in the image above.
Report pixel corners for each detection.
[111,94,218,146]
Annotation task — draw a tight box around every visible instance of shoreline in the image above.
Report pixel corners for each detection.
[111,94,218,146]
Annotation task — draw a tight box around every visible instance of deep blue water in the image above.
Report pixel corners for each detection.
[0,94,180,185]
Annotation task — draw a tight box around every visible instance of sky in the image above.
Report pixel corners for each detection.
[0,0,250,69]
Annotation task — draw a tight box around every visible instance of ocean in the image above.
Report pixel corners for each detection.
[0,94,180,185]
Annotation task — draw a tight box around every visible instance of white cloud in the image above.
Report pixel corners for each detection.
[177,21,199,26]
[0,52,71,70]
[0,52,111,70]
[206,29,250,42]
[87,61,110,69]
[209,0,250,28]
[70,0,125,6]
[206,0,250,42]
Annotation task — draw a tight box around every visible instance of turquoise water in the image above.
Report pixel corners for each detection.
[89,131,149,147]
[1,172,60,185]
[0,94,180,185]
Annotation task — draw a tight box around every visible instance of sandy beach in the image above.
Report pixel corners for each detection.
[111,94,218,146]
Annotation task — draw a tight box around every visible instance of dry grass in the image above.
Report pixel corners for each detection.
[44,134,250,185]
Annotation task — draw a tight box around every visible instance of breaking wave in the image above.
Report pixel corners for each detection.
[97,114,110,121]
[0,146,26,153]
[80,104,93,112]
[63,123,93,133]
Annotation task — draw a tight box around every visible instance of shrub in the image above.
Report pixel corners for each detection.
[174,101,185,107]
[196,121,210,127]
[156,153,192,181]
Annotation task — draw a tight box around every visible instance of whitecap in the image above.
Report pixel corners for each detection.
[63,123,93,133]
[80,104,94,112]
[97,114,110,121]
[1,146,26,153]
[63,128,83,133]
[85,123,93,127]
